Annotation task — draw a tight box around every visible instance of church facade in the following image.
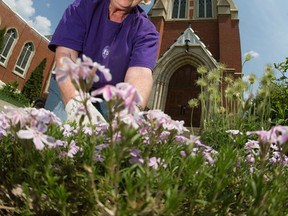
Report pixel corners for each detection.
[148,0,242,126]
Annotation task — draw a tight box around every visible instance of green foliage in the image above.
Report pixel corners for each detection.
[270,83,288,125]
[268,58,288,125]
[1,123,288,215]
[0,26,6,49]
[22,58,46,103]
[0,81,29,107]
[195,64,272,142]
[274,57,288,75]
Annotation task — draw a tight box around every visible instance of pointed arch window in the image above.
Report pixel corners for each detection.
[0,28,17,65]
[198,0,213,18]
[172,0,187,19]
[14,42,34,76]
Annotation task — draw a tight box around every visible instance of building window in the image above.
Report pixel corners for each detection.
[0,28,17,65]
[14,42,34,76]
[198,0,213,18]
[172,0,187,19]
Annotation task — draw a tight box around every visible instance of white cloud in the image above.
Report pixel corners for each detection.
[28,16,52,36]
[3,0,52,35]
[3,0,35,20]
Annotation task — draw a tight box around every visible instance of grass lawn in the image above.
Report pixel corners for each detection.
[0,92,29,107]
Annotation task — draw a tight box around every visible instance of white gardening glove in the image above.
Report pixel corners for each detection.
[65,96,106,125]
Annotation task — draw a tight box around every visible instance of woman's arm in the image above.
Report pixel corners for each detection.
[124,66,153,109]
[55,46,79,105]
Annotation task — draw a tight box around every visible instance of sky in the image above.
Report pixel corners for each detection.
[2,0,288,90]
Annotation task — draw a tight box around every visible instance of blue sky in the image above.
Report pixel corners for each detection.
[2,0,288,89]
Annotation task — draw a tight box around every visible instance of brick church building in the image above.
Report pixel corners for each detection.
[0,0,241,127]
[148,0,242,126]
[0,0,54,99]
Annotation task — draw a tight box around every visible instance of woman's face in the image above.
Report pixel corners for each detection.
[110,0,142,11]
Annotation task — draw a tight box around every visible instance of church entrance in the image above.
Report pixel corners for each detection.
[165,64,201,127]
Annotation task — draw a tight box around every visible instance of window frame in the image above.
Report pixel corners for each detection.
[196,0,214,19]
[13,42,34,77]
[0,28,18,67]
[171,0,187,19]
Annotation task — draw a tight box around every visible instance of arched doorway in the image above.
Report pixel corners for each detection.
[164,64,201,127]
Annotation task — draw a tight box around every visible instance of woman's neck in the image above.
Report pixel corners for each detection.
[108,4,130,23]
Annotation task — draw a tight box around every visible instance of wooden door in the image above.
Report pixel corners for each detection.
[165,65,201,127]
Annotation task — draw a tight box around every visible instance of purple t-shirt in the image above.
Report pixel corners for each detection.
[49,0,159,90]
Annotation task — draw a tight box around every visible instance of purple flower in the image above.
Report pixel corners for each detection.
[273,125,288,145]
[0,112,10,137]
[159,131,170,141]
[246,154,255,164]
[145,110,188,134]
[244,140,259,150]
[148,157,159,170]
[67,140,82,158]
[17,127,55,150]
[117,111,139,129]
[62,124,76,137]
[91,85,117,101]
[95,144,109,150]
[147,157,167,170]
[53,140,65,148]
[203,152,215,164]
[5,106,29,128]
[82,126,93,136]
[94,152,105,162]
[180,150,187,157]
[175,135,189,144]
[116,83,142,113]
[247,130,270,144]
[0,127,7,137]
[129,149,144,165]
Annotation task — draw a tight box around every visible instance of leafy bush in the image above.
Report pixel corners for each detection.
[0,81,29,107]
[270,58,288,125]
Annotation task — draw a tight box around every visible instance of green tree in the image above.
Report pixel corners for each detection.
[270,58,288,125]
[0,27,7,51]
[274,57,288,75]
[22,58,47,103]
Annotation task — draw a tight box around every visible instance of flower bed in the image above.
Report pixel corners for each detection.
[1,56,288,215]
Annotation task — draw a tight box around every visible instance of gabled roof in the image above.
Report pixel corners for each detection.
[157,27,218,67]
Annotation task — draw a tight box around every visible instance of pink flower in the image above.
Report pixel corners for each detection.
[5,106,29,128]
[129,149,144,165]
[244,140,260,150]
[247,130,270,144]
[67,140,82,158]
[148,157,159,170]
[117,111,139,129]
[91,85,117,101]
[82,126,93,136]
[246,154,255,164]
[62,124,76,137]
[147,157,167,170]
[17,127,55,150]
[180,151,187,157]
